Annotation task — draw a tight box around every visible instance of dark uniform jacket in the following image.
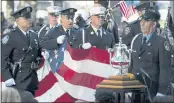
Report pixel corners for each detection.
[76,25,115,50]
[122,20,141,48]
[38,24,59,41]
[129,31,172,98]
[40,25,80,50]
[1,27,40,92]
[38,24,49,41]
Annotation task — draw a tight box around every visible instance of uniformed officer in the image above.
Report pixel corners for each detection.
[122,1,156,48]
[1,6,41,95]
[128,8,172,101]
[94,1,119,43]
[77,5,115,50]
[38,6,62,41]
[40,7,79,49]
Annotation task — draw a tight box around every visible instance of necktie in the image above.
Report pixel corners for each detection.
[97,30,102,38]
[66,29,70,39]
[26,32,30,39]
[141,37,147,51]
[66,29,70,35]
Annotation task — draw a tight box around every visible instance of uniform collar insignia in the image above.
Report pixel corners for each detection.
[91,31,94,35]
[147,43,151,46]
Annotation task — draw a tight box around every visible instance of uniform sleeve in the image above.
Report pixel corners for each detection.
[40,32,59,50]
[122,26,134,48]
[158,40,172,94]
[1,35,13,81]
[73,29,83,49]
[74,30,83,49]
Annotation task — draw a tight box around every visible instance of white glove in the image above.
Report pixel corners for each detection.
[82,43,92,49]
[156,93,165,96]
[57,35,66,44]
[107,48,112,53]
[5,78,16,87]
[41,51,49,60]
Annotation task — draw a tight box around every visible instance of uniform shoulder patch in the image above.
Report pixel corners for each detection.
[124,26,131,35]
[3,29,11,34]
[164,41,170,51]
[2,35,9,45]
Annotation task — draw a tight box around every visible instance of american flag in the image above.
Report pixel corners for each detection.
[34,41,129,102]
[119,1,136,20]
[1,41,128,102]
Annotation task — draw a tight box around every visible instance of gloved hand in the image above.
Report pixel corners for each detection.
[41,51,49,60]
[57,35,66,44]
[5,78,16,87]
[156,93,165,96]
[107,48,112,53]
[82,43,92,49]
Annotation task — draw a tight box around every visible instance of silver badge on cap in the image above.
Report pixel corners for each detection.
[150,2,154,8]
[70,9,74,13]
[2,35,9,45]
[27,7,30,12]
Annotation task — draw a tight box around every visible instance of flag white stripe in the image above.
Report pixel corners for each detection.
[54,73,96,102]
[37,61,51,82]
[35,82,65,102]
[63,50,128,78]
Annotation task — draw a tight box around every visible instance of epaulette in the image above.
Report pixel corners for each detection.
[3,28,16,34]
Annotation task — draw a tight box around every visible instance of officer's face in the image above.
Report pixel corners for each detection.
[91,14,105,28]
[140,19,156,35]
[48,13,58,25]
[16,16,32,29]
[61,14,74,29]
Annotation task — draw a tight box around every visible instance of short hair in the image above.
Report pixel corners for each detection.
[2,87,21,102]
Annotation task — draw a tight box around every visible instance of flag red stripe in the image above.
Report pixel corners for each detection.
[120,2,127,17]
[120,2,127,13]
[57,64,104,89]
[67,44,110,64]
[35,71,58,97]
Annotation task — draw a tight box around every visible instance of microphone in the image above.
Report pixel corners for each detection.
[140,68,151,79]
[140,68,152,102]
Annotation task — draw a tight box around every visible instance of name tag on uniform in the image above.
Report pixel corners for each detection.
[148,52,151,55]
